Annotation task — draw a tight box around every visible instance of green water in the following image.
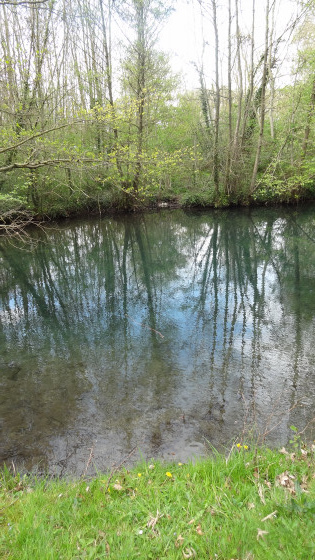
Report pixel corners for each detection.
[0,206,315,475]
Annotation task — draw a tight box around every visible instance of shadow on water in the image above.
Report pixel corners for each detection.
[0,206,315,475]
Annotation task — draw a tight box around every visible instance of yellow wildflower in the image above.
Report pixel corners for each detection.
[166,472,173,478]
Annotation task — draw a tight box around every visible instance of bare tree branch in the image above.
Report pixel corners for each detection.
[0,121,85,155]
[0,157,100,173]
[0,210,35,237]
[0,1,48,5]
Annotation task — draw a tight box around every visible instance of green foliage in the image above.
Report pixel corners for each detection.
[0,193,28,215]
[2,0,315,220]
[253,159,315,204]
[281,493,315,517]
[180,188,215,207]
[288,425,303,452]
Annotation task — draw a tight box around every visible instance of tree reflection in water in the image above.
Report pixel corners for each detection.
[0,207,315,475]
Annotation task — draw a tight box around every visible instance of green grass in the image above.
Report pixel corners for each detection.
[1,444,315,559]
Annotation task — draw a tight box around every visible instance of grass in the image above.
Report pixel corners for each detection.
[1,443,315,559]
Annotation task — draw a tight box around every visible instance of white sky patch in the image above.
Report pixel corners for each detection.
[158,0,304,91]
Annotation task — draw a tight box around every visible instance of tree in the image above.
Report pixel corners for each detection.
[119,0,175,195]
[211,0,220,195]
[250,0,270,193]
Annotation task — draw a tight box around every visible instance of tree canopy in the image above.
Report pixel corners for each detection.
[1,0,315,222]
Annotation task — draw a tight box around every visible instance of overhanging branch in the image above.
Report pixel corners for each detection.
[0,121,84,156]
[0,157,100,173]
[0,1,48,5]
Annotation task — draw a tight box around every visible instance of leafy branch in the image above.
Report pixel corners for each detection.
[0,157,99,173]
[0,121,84,156]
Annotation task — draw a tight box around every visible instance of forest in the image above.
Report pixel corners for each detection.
[1,0,315,225]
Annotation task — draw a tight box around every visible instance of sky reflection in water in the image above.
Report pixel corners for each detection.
[0,206,315,475]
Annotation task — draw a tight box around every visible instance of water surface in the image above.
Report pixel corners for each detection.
[1,207,315,475]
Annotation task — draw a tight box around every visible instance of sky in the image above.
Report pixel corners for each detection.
[158,0,304,91]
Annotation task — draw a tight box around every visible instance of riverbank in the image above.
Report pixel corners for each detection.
[1,444,315,559]
[2,191,315,238]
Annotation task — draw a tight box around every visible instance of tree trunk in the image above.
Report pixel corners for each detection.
[212,0,220,196]
[301,78,315,159]
[250,0,269,193]
[224,0,232,194]
[232,0,243,158]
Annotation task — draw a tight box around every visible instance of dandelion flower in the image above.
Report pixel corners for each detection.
[166,472,173,478]
[178,462,183,466]
[244,445,249,450]
[236,443,242,448]
[138,473,142,477]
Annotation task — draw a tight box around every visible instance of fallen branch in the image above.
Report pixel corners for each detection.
[105,446,138,492]
[81,443,95,478]
[0,210,36,237]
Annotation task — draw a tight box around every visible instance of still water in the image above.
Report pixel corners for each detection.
[0,207,315,475]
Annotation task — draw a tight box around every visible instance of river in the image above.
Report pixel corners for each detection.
[0,206,315,475]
